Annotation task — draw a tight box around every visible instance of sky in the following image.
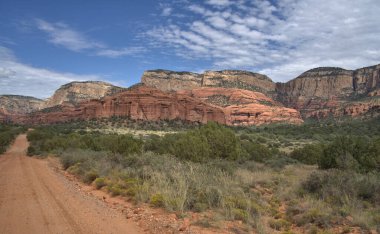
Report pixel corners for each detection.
[0,0,379,99]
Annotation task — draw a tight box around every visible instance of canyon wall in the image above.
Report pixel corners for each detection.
[0,95,44,114]
[142,70,275,95]
[44,81,125,108]
[143,64,380,119]
[11,86,303,126]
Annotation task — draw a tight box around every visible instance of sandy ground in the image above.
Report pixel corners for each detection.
[0,134,142,234]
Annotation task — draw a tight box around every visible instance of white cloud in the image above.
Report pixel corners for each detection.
[36,19,143,58]
[36,19,105,52]
[0,46,104,98]
[205,0,232,7]
[96,47,146,58]
[146,0,380,82]
[161,7,173,16]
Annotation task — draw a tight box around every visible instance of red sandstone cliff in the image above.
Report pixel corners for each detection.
[2,64,380,125]
[10,86,303,126]
[178,87,302,125]
[276,65,380,118]
[142,64,380,119]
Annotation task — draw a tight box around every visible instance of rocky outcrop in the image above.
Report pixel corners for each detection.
[178,87,303,125]
[0,81,124,115]
[202,71,275,95]
[10,86,303,126]
[141,70,202,91]
[3,64,380,125]
[353,64,380,94]
[275,67,354,114]
[12,86,227,125]
[0,95,44,114]
[307,98,380,119]
[276,65,380,118]
[142,70,275,95]
[43,81,125,108]
[143,65,380,120]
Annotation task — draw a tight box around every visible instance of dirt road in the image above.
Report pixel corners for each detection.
[0,134,142,234]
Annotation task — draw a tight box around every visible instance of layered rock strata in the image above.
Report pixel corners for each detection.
[10,86,303,126]
[142,70,275,95]
[0,95,44,114]
[44,81,125,108]
[143,64,380,119]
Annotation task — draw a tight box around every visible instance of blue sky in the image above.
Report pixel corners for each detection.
[1,0,380,98]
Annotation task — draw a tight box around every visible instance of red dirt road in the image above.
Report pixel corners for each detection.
[0,134,142,234]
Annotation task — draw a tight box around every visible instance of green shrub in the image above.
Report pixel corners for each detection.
[27,145,36,156]
[107,184,125,196]
[286,199,334,227]
[268,218,291,231]
[231,208,249,221]
[241,141,272,162]
[302,170,380,205]
[145,122,243,162]
[150,194,165,207]
[94,177,107,189]
[265,155,298,169]
[0,126,26,154]
[290,144,324,165]
[83,170,99,184]
[319,136,380,172]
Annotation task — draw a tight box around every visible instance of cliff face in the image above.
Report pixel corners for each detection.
[43,81,125,108]
[353,64,380,94]
[11,86,303,126]
[306,98,380,119]
[178,87,303,125]
[275,68,354,113]
[276,65,380,118]
[141,70,202,91]
[0,95,44,114]
[142,70,275,95]
[2,64,380,125]
[142,64,380,120]
[12,86,226,125]
[202,71,275,95]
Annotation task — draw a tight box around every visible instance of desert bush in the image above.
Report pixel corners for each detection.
[241,141,272,162]
[268,218,291,231]
[319,136,380,172]
[55,148,267,222]
[265,155,298,169]
[0,125,26,154]
[290,144,324,165]
[94,177,107,189]
[302,170,380,205]
[27,128,143,157]
[145,122,243,162]
[286,198,335,228]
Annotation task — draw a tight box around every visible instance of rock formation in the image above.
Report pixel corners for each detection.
[142,70,275,95]
[276,64,380,118]
[44,81,125,108]
[178,87,303,125]
[2,63,380,125]
[0,95,44,114]
[12,86,226,125]
[11,86,303,126]
[143,64,380,119]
